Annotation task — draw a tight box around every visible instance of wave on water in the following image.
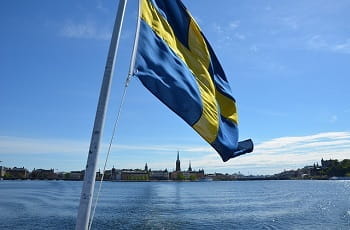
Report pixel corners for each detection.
[0,180,349,230]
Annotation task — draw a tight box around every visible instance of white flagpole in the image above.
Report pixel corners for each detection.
[127,0,141,78]
[75,1,127,229]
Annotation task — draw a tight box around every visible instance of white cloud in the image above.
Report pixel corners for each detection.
[0,136,88,154]
[1,132,349,175]
[60,20,111,40]
[234,33,246,40]
[211,20,245,48]
[307,35,327,49]
[333,39,350,54]
[229,20,240,30]
[212,23,224,34]
[307,35,350,54]
[111,143,212,154]
[0,136,210,155]
[191,131,350,175]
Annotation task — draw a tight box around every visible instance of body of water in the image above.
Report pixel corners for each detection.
[0,180,349,229]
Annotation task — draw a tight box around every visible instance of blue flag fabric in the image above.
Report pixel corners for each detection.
[134,0,253,162]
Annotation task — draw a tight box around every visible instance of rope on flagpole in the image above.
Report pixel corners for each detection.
[88,75,132,230]
[88,1,141,228]
[75,1,128,229]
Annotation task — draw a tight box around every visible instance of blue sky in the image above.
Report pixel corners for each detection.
[1,0,349,175]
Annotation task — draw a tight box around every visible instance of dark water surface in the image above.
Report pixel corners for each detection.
[0,180,349,229]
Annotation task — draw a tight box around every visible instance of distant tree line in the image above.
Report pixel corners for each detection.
[316,159,350,177]
[273,159,350,180]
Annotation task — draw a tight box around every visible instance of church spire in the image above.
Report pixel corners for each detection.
[176,151,181,172]
[188,161,192,172]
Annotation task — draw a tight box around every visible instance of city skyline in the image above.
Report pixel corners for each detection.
[2,157,348,179]
[1,0,350,175]
[1,151,202,174]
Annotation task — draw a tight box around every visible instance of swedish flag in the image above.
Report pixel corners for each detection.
[134,0,253,162]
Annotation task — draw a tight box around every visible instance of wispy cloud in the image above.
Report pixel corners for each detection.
[111,144,212,154]
[229,21,240,30]
[60,20,111,40]
[212,20,240,34]
[191,132,350,174]
[234,33,246,40]
[307,35,350,54]
[0,136,88,154]
[281,16,299,30]
[0,136,210,155]
[210,20,246,49]
[333,39,350,53]
[1,132,349,175]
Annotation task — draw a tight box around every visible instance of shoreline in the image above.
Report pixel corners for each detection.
[1,177,350,182]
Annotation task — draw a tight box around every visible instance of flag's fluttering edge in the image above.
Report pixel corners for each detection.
[134,0,253,162]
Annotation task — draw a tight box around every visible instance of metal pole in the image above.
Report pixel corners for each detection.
[127,0,141,78]
[75,1,127,229]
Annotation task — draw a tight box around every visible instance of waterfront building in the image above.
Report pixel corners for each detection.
[149,169,169,180]
[68,170,84,180]
[183,169,205,180]
[96,170,103,181]
[121,170,149,181]
[5,167,29,179]
[170,152,204,180]
[30,168,56,180]
[0,166,8,178]
[103,166,121,181]
[56,172,66,180]
[111,167,122,181]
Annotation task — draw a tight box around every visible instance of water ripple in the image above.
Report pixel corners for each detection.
[1,180,349,229]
